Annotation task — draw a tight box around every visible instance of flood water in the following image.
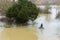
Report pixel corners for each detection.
[0,13,60,40]
[35,7,60,40]
[0,27,37,40]
[0,6,60,40]
[36,17,60,40]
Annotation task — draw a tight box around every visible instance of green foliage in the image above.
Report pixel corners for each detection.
[5,0,39,24]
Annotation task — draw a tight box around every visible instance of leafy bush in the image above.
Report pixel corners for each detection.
[5,0,39,24]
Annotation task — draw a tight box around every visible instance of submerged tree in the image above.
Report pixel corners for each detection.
[5,0,39,24]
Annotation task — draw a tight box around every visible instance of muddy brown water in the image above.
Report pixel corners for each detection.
[0,27,37,40]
